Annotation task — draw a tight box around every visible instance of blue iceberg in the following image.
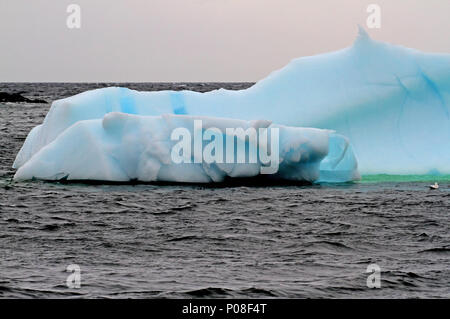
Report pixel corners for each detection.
[13,27,450,182]
[13,113,358,183]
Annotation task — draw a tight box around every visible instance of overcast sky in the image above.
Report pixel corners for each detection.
[1,0,449,82]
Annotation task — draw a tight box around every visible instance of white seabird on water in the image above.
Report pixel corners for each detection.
[429,182,439,190]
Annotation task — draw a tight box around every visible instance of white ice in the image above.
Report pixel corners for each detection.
[13,113,359,183]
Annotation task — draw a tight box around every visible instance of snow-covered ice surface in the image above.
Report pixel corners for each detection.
[13,28,450,182]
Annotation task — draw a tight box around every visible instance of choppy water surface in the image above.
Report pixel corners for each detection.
[0,83,449,298]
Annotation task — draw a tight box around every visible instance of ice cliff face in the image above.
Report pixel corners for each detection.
[13,28,450,182]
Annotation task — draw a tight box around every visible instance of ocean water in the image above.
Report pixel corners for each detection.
[0,83,448,298]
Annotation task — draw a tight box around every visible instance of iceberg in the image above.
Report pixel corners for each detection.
[13,113,359,183]
[12,27,450,182]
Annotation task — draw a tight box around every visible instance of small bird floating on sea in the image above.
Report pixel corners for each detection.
[429,182,439,190]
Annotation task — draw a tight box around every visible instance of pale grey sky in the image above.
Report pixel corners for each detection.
[0,0,449,82]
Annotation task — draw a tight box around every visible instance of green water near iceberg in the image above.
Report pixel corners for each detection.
[360,174,450,183]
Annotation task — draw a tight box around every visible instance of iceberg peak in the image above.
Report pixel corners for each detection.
[354,25,372,45]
